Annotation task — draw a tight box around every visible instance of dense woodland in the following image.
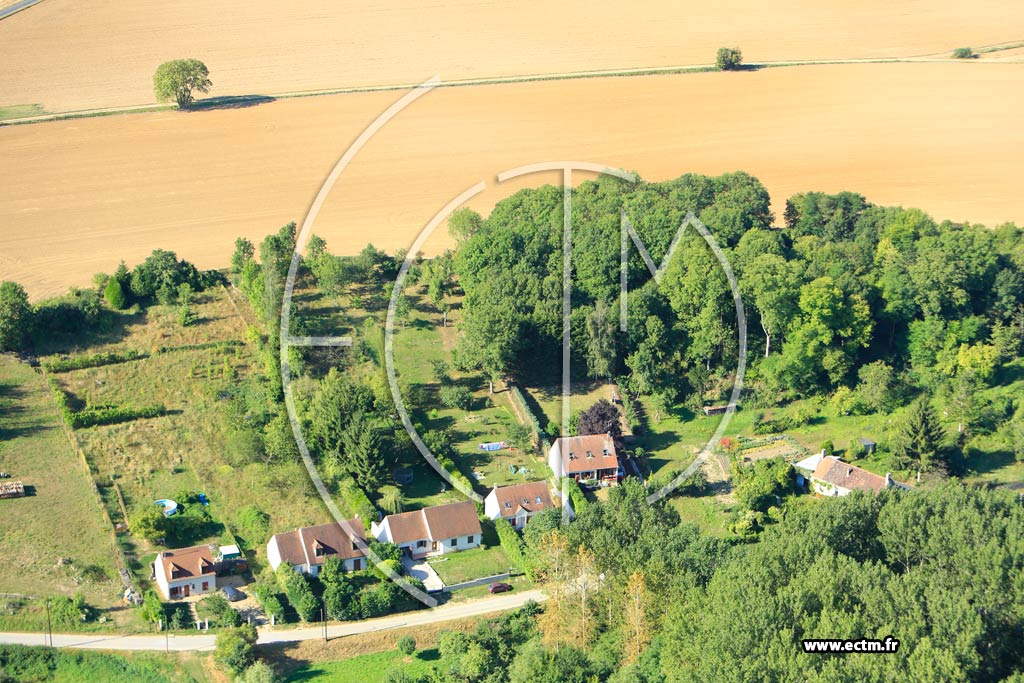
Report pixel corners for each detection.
[418,482,1024,683]
[447,173,1024,475]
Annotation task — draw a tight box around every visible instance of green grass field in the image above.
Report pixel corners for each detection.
[35,288,327,587]
[0,104,46,121]
[427,546,514,585]
[390,291,547,502]
[284,647,441,683]
[0,645,209,683]
[0,356,119,606]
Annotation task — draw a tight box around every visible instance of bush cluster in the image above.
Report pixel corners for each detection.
[44,350,144,373]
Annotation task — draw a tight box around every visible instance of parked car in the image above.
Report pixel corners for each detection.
[220,586,245,602]
[487,582,512,594]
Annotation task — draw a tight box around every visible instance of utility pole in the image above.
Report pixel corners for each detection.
[44,598,52,647]
[165,627,169,654]
[321,605,327,644]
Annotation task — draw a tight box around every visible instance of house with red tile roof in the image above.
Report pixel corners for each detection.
[484,481,554,529]
[811,456,907,496]
[266,519,367,577]
[548,433,622,485]
[153,545,217,600]
[370,501,481,559]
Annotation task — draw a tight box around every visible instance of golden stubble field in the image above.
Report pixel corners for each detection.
[1,0,1023,112]
[2,62,1023,300]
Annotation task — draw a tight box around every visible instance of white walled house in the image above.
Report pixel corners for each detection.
[371,501,481,559]
[153,545,217,600]
[548,433,622,485]
[811,456,908,497]
[484,481,554,530]
[266,519,367,577]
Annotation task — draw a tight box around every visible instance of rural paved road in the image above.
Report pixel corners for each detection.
[0,589,546,652]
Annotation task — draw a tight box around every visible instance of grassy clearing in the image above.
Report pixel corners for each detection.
[522,381,616,434]
[0,356,119,606]
[427,546,514,585]
[446,574,534,601]
[390,292,547,501]
[37,288,325,587]
[0,104,45,121]
[669,493,735,538]
[283,647,441,683]
[0,645,210,683]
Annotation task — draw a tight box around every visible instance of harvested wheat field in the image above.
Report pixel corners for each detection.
[2,62,1023,300]
[1,0,1023,113]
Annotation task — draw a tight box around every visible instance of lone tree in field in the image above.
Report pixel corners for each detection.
[716,47,743,70]
[153,59,212,109]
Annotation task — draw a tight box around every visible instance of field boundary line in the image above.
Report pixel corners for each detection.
[2,52,1020,127]
[37,365,132,593]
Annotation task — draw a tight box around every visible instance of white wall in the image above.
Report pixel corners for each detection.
[266,536,284,571]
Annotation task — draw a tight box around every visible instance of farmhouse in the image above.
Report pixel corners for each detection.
[548,433,622,485]
[153,545,217,600]
[484,481,554,529]
[371,501,481,559]
[267,519,367,577]
[811,456,907,497]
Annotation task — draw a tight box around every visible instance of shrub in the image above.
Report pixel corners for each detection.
[716,47,743,70]
[276,566,319,622]
[44,350,144,373]
[252,581,286,624]
[240,661,277,683]
[196,594,241,627]
[821,440,834,456]
[103,277,127,310]
[214,625,257,675]
[494,518,529,575]
[324,579,360,621]
[139,590,165,624]
[236,505,271,546]
[952,47,974,59]
[560,477,588,515]
[439,384,474,410]
[337,473,378,527]
[397,634,417,655]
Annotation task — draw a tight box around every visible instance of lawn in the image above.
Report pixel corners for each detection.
[445,574,534,602]
[390,290,546,500]
[523,381,617,434]
[285,647,442,683]
[427,546,515,585]
[0,356,119,607]
[669,492,736,538]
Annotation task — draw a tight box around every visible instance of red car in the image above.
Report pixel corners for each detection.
[488,582,512,594]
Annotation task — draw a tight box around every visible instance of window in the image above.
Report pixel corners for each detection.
[353,559,362,570]
[202,581,209,591]
[416,540,427,548]
[449,538,456,545]
[535,496,543,503]
[467,535,475,544]
[504,501,512,509]
[351,541,359,551]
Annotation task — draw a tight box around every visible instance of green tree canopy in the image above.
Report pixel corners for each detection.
[153,59,212,108]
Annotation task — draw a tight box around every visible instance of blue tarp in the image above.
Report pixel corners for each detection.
[479,441,507,451]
